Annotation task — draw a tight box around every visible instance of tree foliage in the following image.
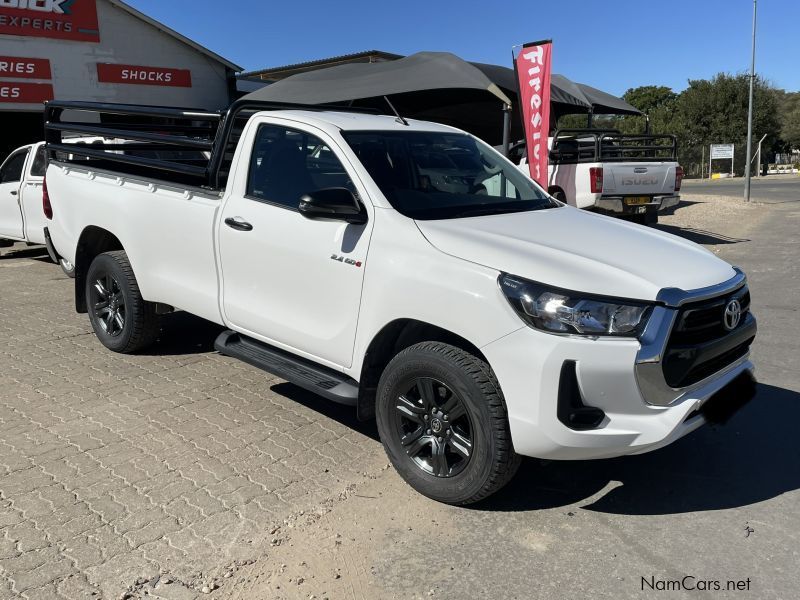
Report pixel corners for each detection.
[673,73,781,175]
[777,90,800,150]
[552,74,793,176]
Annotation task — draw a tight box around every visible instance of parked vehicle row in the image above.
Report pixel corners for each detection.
[35,100,758,504]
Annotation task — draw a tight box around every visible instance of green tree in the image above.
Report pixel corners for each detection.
[777,90,800,150]
[623,85,677,113]
[674,73,781,176]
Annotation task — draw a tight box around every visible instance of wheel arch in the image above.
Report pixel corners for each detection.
[74,226,124,313]
[357,318,489,421]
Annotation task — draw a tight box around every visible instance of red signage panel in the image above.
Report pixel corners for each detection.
[0,81,54,103]
[0,55,51,79]
[0,0,100,42]
[514,40,553,188]
[97,63,193,88]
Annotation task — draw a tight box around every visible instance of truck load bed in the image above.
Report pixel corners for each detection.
[44,100,375,191]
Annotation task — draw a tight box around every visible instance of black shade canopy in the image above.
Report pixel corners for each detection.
[241,51,641,145]
[243,52,511,106]
[575,82,642,116]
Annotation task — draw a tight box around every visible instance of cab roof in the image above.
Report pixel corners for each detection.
[254,110,463,135]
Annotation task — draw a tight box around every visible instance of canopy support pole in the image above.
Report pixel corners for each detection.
[502,103,512,157]
[587,109,593,129]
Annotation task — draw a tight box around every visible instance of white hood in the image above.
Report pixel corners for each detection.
[415,206,736,301]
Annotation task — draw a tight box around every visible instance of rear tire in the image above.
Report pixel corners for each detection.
[375,342,520,505]
[85,250,160,353]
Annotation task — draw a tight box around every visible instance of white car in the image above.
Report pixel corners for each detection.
[0,142,75,275]
[44,100,757,504]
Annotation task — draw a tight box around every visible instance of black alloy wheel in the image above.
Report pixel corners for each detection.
[90,273,126,337]
[393,377,473,478]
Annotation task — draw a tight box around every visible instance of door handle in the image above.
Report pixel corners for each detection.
[224,217,253,232]
[10,190,17,196]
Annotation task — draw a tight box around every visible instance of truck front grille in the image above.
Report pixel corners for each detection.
[671,288,750,345]
[662,286,756,388]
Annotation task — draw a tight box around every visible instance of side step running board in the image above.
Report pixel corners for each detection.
[214,330,359,406]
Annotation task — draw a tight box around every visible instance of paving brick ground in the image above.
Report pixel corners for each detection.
[0,247,386,599]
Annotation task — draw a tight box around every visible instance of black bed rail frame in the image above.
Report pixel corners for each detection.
[44,99,379,190]
[550,128,678,164]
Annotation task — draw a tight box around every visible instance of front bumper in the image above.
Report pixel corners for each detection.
[481,270,754,461]
[595,194,680,214]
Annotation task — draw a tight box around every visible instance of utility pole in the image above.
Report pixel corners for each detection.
[744,0,757,201]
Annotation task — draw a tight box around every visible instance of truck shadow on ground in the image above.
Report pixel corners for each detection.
[145,312,226,356]
[0,245,50,261]
[478,382,799,515]
[270,381,381,440]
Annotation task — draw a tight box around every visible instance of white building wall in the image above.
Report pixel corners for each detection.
[0,0,233,112]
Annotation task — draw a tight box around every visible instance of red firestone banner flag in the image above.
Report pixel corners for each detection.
[514,40,552,188]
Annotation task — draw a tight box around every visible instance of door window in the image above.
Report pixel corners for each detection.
[30,146,47,177]
[246,124,353,209]
[0,150,28,184]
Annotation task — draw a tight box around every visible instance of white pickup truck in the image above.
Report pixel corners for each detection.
[44,100,756,505]
[0,141,77,275]
[511,129,683,225]
[0,141,75,273]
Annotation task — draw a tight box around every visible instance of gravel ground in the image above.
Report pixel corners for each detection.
[655,194,768,250]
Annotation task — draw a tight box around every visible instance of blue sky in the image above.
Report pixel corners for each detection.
[126,0,798,95]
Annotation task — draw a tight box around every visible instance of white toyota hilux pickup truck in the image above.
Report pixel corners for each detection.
[511,129,683,225]
[44,100,756,505]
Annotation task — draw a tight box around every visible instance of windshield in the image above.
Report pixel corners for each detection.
[342,130,557,220]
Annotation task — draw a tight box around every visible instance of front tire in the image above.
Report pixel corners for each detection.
[376,342,520,505]
[85,250,160,353]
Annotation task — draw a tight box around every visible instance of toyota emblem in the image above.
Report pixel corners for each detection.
[723,298,742,331]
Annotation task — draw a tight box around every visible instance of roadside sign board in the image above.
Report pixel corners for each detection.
[97,63,193,88]
[0,56,52,79]
[0,81,54,103]
[710,144,734,160]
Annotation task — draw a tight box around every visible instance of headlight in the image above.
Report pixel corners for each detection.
[499,274,652,337]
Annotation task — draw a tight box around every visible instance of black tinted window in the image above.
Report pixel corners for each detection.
[30,146,47,177]
[247,124,353,209]
[0,150,28,184]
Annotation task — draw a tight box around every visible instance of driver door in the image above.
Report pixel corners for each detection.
[0,148,29,240]
[217,120,373,369]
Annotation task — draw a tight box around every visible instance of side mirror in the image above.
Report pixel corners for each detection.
[299,187,367,225]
